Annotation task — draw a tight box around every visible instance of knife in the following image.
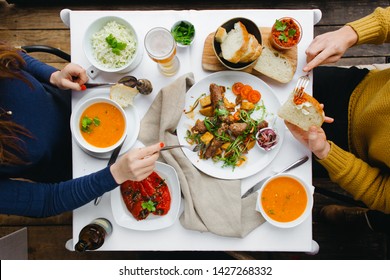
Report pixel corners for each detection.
[94,137,126,206]
[241,155,309,198]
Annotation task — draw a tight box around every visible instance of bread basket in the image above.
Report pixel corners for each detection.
[213,17,262,71]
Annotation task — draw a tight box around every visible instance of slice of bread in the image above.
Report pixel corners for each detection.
[215,27,228,43]
[253,46,294,83]
[277,92,325,131]
[239,34,262,63]
[220,21,249,63]
[110,83,139,108]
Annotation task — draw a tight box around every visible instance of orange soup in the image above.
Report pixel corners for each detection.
[261,176,307,223]
[80,102,125,148]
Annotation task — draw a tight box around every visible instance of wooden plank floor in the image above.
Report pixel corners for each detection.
[1,0,389,260]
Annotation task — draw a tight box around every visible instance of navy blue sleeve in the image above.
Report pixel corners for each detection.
[20,52,58,83]
[0,167,118,217]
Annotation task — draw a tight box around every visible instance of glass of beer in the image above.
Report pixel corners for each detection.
[144,27,180,76]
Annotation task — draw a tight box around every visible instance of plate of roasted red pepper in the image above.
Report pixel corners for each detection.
[111,161,181,230]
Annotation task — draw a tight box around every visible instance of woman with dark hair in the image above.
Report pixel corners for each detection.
[285,7,390,233]
[0,43,162,217]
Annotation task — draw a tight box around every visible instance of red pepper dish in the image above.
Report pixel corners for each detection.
[269,17,302,51]
[120,171,171,221]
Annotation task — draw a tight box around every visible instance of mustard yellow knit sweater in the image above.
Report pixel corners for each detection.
[318,7,390,213]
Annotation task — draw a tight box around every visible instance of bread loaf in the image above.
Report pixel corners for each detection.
[253,46,294,83]
[110,84,138,108]
[277,92,324,131]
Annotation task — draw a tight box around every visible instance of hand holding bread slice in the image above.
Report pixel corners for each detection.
[278,91,325,131]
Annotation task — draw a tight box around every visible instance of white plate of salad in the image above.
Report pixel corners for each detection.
[176,71,285,180]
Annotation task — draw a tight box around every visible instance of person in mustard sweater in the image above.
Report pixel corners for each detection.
[285,7,390,233]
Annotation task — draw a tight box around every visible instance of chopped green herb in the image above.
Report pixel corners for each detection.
[275,19,297,42]
[81,116,100,133]
[275,19,287,31]
[142,200,156,212]
[93,117,100,126]
[81,116,92,132]
[215,107,229,117]
[288,28,297,37]
[105,34,127,55]
[279,33,289,42]
[171,21,195,45]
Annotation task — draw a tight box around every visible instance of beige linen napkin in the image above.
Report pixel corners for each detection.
[138,73,265,237]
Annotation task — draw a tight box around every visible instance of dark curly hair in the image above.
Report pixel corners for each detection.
[0,42,32,165]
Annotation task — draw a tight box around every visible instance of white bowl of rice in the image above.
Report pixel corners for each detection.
[83,16,141,73]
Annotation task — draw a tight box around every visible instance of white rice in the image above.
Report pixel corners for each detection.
[91,21,137,69]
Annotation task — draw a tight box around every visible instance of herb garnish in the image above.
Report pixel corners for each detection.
[142,200,156,212]
[171,21,195,45]
[215,107,229,117]
[81,116,100,133]
[274,19,297,42]
[275,19,287,31]
[105,34,127,55]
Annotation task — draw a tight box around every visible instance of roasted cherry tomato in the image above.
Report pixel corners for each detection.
[240,85,253,100]
[232,82,244,95]
[247,89,261,104]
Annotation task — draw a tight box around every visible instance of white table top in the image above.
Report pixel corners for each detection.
[66,8,321,252]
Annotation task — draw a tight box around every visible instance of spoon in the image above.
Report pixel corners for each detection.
[241,155,309,198]
[84,76,153,95]
[161,144,201,152]
[84,75,136,88]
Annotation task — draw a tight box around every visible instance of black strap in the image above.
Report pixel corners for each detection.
[21,45,71,62]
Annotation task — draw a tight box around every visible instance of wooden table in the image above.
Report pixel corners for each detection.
[64,8,321,253]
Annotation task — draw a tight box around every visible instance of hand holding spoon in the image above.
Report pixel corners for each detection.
[84,76,153,95]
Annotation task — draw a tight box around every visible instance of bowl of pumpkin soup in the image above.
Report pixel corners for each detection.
[257,174,313,228]
[71,97,127,155]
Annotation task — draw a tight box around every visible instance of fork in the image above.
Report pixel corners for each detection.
[293,74,310,98]
[241,155,309,198]
[161,144,201,152]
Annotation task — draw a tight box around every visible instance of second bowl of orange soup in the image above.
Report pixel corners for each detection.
[71,97,127,155]
[257,174,313,228]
